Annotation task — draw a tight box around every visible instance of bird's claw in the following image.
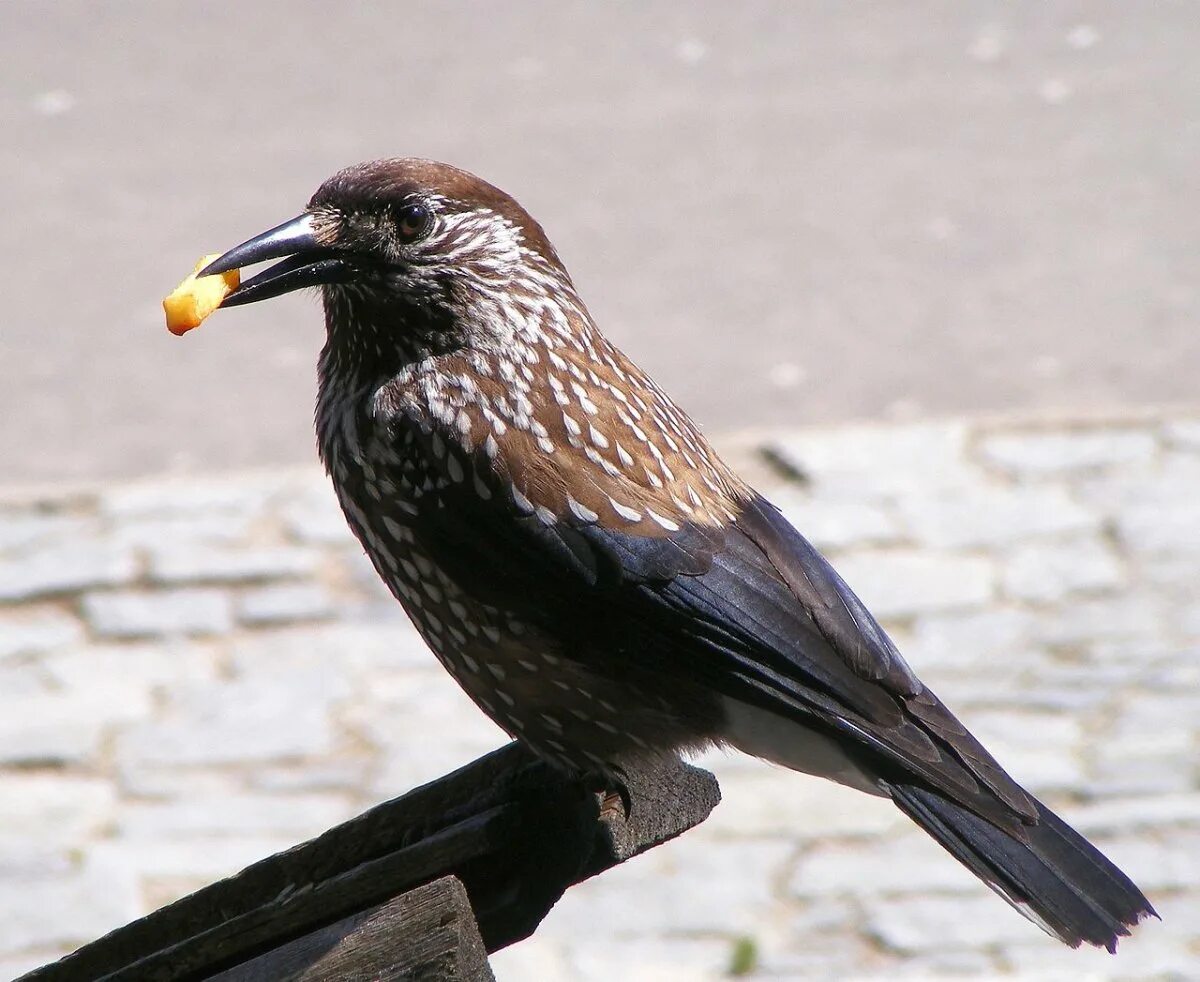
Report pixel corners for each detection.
[601,783,633,822]
[584,771,633,822]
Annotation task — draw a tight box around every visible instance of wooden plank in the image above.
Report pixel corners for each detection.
[210,876,494,982]
[586,751,727,872]
[20,744,719,982]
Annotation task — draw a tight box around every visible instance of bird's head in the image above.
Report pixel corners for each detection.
[201,158,572,357]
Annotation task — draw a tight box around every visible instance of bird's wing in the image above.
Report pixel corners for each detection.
[410,431,1037,830]
[691,494,1039,824]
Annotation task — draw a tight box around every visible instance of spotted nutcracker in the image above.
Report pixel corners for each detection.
[197,158,1153,951]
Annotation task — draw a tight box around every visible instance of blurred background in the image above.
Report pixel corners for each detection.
[2,1,1197,485]
[1,3,1197,980]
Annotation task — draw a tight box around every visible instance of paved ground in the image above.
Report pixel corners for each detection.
[1,3,1198,484]
[1,409,1197,980]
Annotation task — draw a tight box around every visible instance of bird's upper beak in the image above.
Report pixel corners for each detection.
[199,213,354,307]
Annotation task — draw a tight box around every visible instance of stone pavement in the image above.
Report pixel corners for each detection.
[0,410,1197,981]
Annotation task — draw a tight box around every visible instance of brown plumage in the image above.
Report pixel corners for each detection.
[198,158,1154,952]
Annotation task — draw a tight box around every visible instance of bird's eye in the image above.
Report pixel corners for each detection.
[394,201,434,243]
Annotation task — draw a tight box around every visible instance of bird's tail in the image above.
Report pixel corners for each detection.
[883,781,1157,952]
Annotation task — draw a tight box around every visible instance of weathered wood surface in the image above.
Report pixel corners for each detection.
[22,743,719,982]
[209,876,494,982]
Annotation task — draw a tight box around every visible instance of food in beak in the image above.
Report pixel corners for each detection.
[163,255,241,336]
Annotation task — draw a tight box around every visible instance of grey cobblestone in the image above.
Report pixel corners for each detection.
[790,831,980,899]
[109,513,256,548]
[999,536,1125,603]
[0,514,97,555]
[566,938,738,982]
[0,953,58,980]
[85,835,301,891]
[1089,831,1200,893]
[1163,418,1200,451]
[1030,592,1171,647]
[829,550,995,618]
[1180,600,1200,639]
[0,606,84,660]
[0,661,49,699]
[0,774,116,848]
[1000,934,1198,981]
[866,892,1050,951]
[115,674,345,768]
[773,492,903,550]
[1079,453,1200,556]
[0,409,1196,979]
[698,759,904,841]
[0,687,152,765]
[0,858,141,956]
[976,427,1160,477]
[767,421,974,494]
[1117,499,1200,557]
[236,582,336,625]
[1066,794,1200,835]
[894,485,1099,549]
[0,543,137,602]
[148,543,320,585]
[543,830,796,937]
[349,669,510,798]
[42,640,222,691]
[958,711,1086,791]
[250,759,373,794]
[99,474,282,519]
[82,588,235,637]
[906,607,1039,670]
[116,793,355,839]
[280,484,356,545]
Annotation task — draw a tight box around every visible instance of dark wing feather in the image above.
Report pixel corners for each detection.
[414,448,1037,826]
[731,494,1039,821]
[735,496,920,691]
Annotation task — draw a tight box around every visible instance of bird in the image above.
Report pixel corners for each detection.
[197,158,1154,952]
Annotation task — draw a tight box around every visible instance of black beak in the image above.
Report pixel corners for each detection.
[199,213,354,307]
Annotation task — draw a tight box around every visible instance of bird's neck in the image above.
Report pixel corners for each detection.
[319,288,465,386]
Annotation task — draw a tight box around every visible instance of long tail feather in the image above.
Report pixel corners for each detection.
[884,782,1157,951]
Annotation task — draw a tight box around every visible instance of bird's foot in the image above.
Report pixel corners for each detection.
[584,768,633,822]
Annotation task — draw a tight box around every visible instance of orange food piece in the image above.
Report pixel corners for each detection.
[163,255,240,336]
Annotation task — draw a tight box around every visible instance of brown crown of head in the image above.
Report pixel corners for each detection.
[310,158,565,272]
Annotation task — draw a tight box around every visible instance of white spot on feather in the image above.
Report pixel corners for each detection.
[511,485,534,515]
[647,508,680,532]
[608,497,642,522]
[567,496,599,523]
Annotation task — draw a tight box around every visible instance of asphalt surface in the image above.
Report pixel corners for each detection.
[1,3,1196,485]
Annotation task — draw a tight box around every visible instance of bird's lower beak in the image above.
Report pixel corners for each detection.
[199,213,353,307]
